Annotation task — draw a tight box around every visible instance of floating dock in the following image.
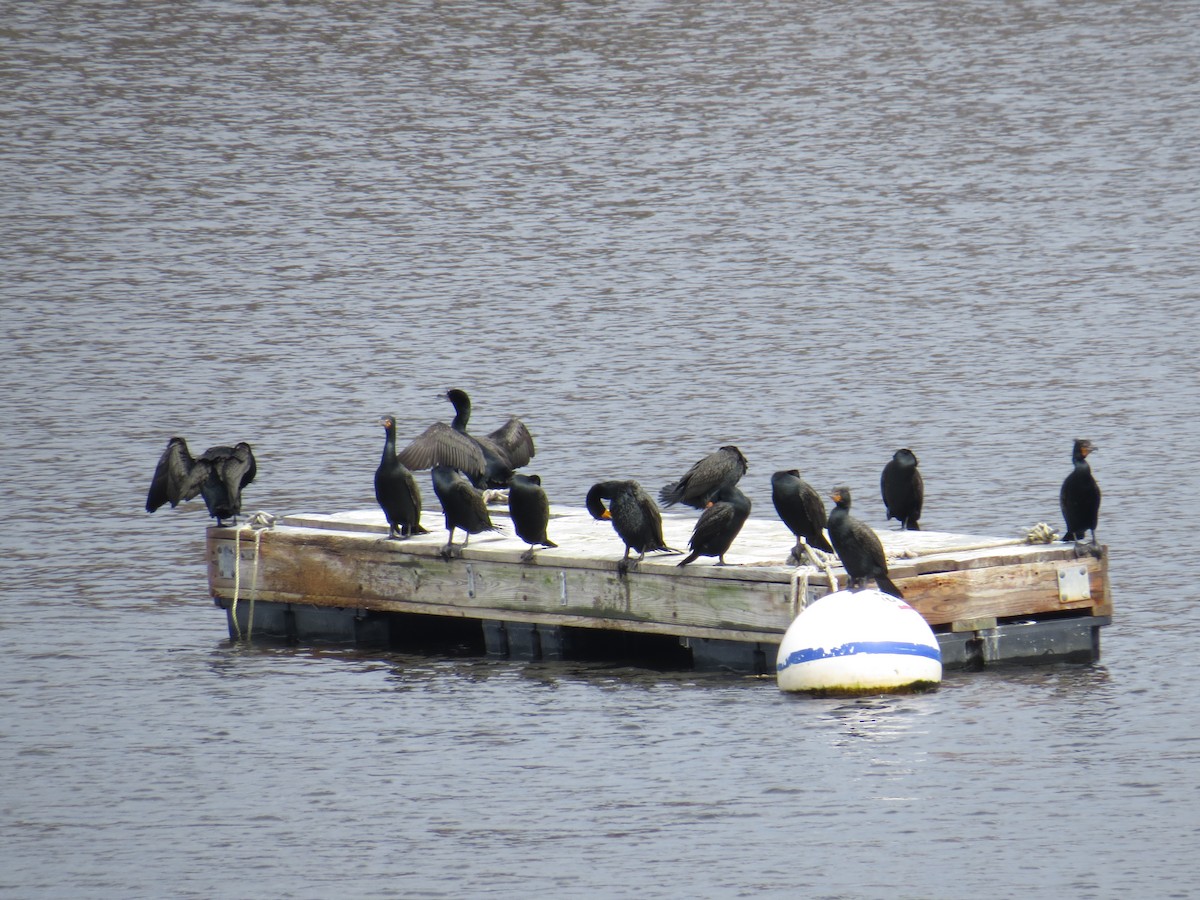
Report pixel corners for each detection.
[205,505,1110,675]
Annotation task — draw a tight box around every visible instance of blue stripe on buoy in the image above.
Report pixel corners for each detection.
[777,641,941,672]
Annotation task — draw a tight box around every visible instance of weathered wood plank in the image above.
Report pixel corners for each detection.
[902,557,1110,625]
[210,529,802,636]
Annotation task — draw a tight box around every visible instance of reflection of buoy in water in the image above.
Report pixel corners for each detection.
[776,589,942,694]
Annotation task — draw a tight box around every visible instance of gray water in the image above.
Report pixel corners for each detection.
[3,1,1199,896]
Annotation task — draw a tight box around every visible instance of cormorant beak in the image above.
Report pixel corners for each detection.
[601,510,612,520]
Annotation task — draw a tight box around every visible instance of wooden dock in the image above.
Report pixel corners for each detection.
[205,505,1111,675]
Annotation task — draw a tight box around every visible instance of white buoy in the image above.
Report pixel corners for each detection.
[776,588,942,693]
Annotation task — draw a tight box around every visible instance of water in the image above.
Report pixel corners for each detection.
[3,0,1199,896]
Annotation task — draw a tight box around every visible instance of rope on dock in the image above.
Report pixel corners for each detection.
[230,511,276,641]
[789,567,812,618]
[802,542,840,592]
[787,542,841,617]
[1024,522,1059,543]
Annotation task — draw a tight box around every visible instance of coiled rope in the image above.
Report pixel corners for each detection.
[230,511,276,641]
[788,542,841,616]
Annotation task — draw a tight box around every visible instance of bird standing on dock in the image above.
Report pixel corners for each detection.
[399,389,534,488]
[677,484,752,567]
[431,465,500,558]
[146,437,256,526]
[1060,438,1101,544]
[771,469,835,562]
[375,415,429,540]
[507,473,557,561]
[881,448,923,530]
[659,445,748,509]
[586,480,679,574]
[827,485,904,598]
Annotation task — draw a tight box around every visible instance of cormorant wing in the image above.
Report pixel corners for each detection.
[232,442,257,489]
[661,447,744,508]
[486,416,535,469]
[690,501,734,545]
[634,484,667,546]
[177,456,214,504]
[146,438,193,511]
[853,519,889,570]
[217,443,257,504]
[397,422,486,476]
[800,482,827,530]
[688,450,741,496]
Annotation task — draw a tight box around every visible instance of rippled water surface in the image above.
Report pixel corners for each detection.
[3,1,1199,896]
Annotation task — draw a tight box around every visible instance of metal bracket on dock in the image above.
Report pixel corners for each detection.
[1056,564,1091,604]
[559,571,568,606]
[217,544,235,580]
[465,564,476,598]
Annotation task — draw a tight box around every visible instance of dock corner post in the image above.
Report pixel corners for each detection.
[483,620,510,658]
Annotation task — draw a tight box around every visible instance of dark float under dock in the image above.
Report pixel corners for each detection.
[205,505,1110,676]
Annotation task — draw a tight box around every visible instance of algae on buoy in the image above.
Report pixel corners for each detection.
[776,588,942,694]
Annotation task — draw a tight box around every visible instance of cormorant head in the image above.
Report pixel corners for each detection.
[894,448,918,466]
[585,484,613,520]
[1072,438,1095,459]
[379,415,396,430]
[830,485,852,509]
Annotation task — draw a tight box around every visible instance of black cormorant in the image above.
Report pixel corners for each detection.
[375,415,429,540]
[1060,439,1100,544]
[507,473,557,560]
[399,389,534,488]
[677,484,752,567]
[586,480,678,573]
[771,469,835,561]
[659,445,748,509]
[881,448,923,530]
[827,486,903,598]
[146,437,256,526]
[431,464,500,558]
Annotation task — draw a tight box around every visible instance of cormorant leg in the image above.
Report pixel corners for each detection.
[617,546,631,577]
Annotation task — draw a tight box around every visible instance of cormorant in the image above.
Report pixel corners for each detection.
[827,485,903,598]
[431,464,500,558]
[146,437,256,526]
[659,445,748,509]
[677,484,752,567]
[399,389,534,487]
[771,469,835,561]
[1060,439,1100,544]
[507,473,557,560]
[881,448,923,530]
[586,480,678,573]
[375,415,429,540]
